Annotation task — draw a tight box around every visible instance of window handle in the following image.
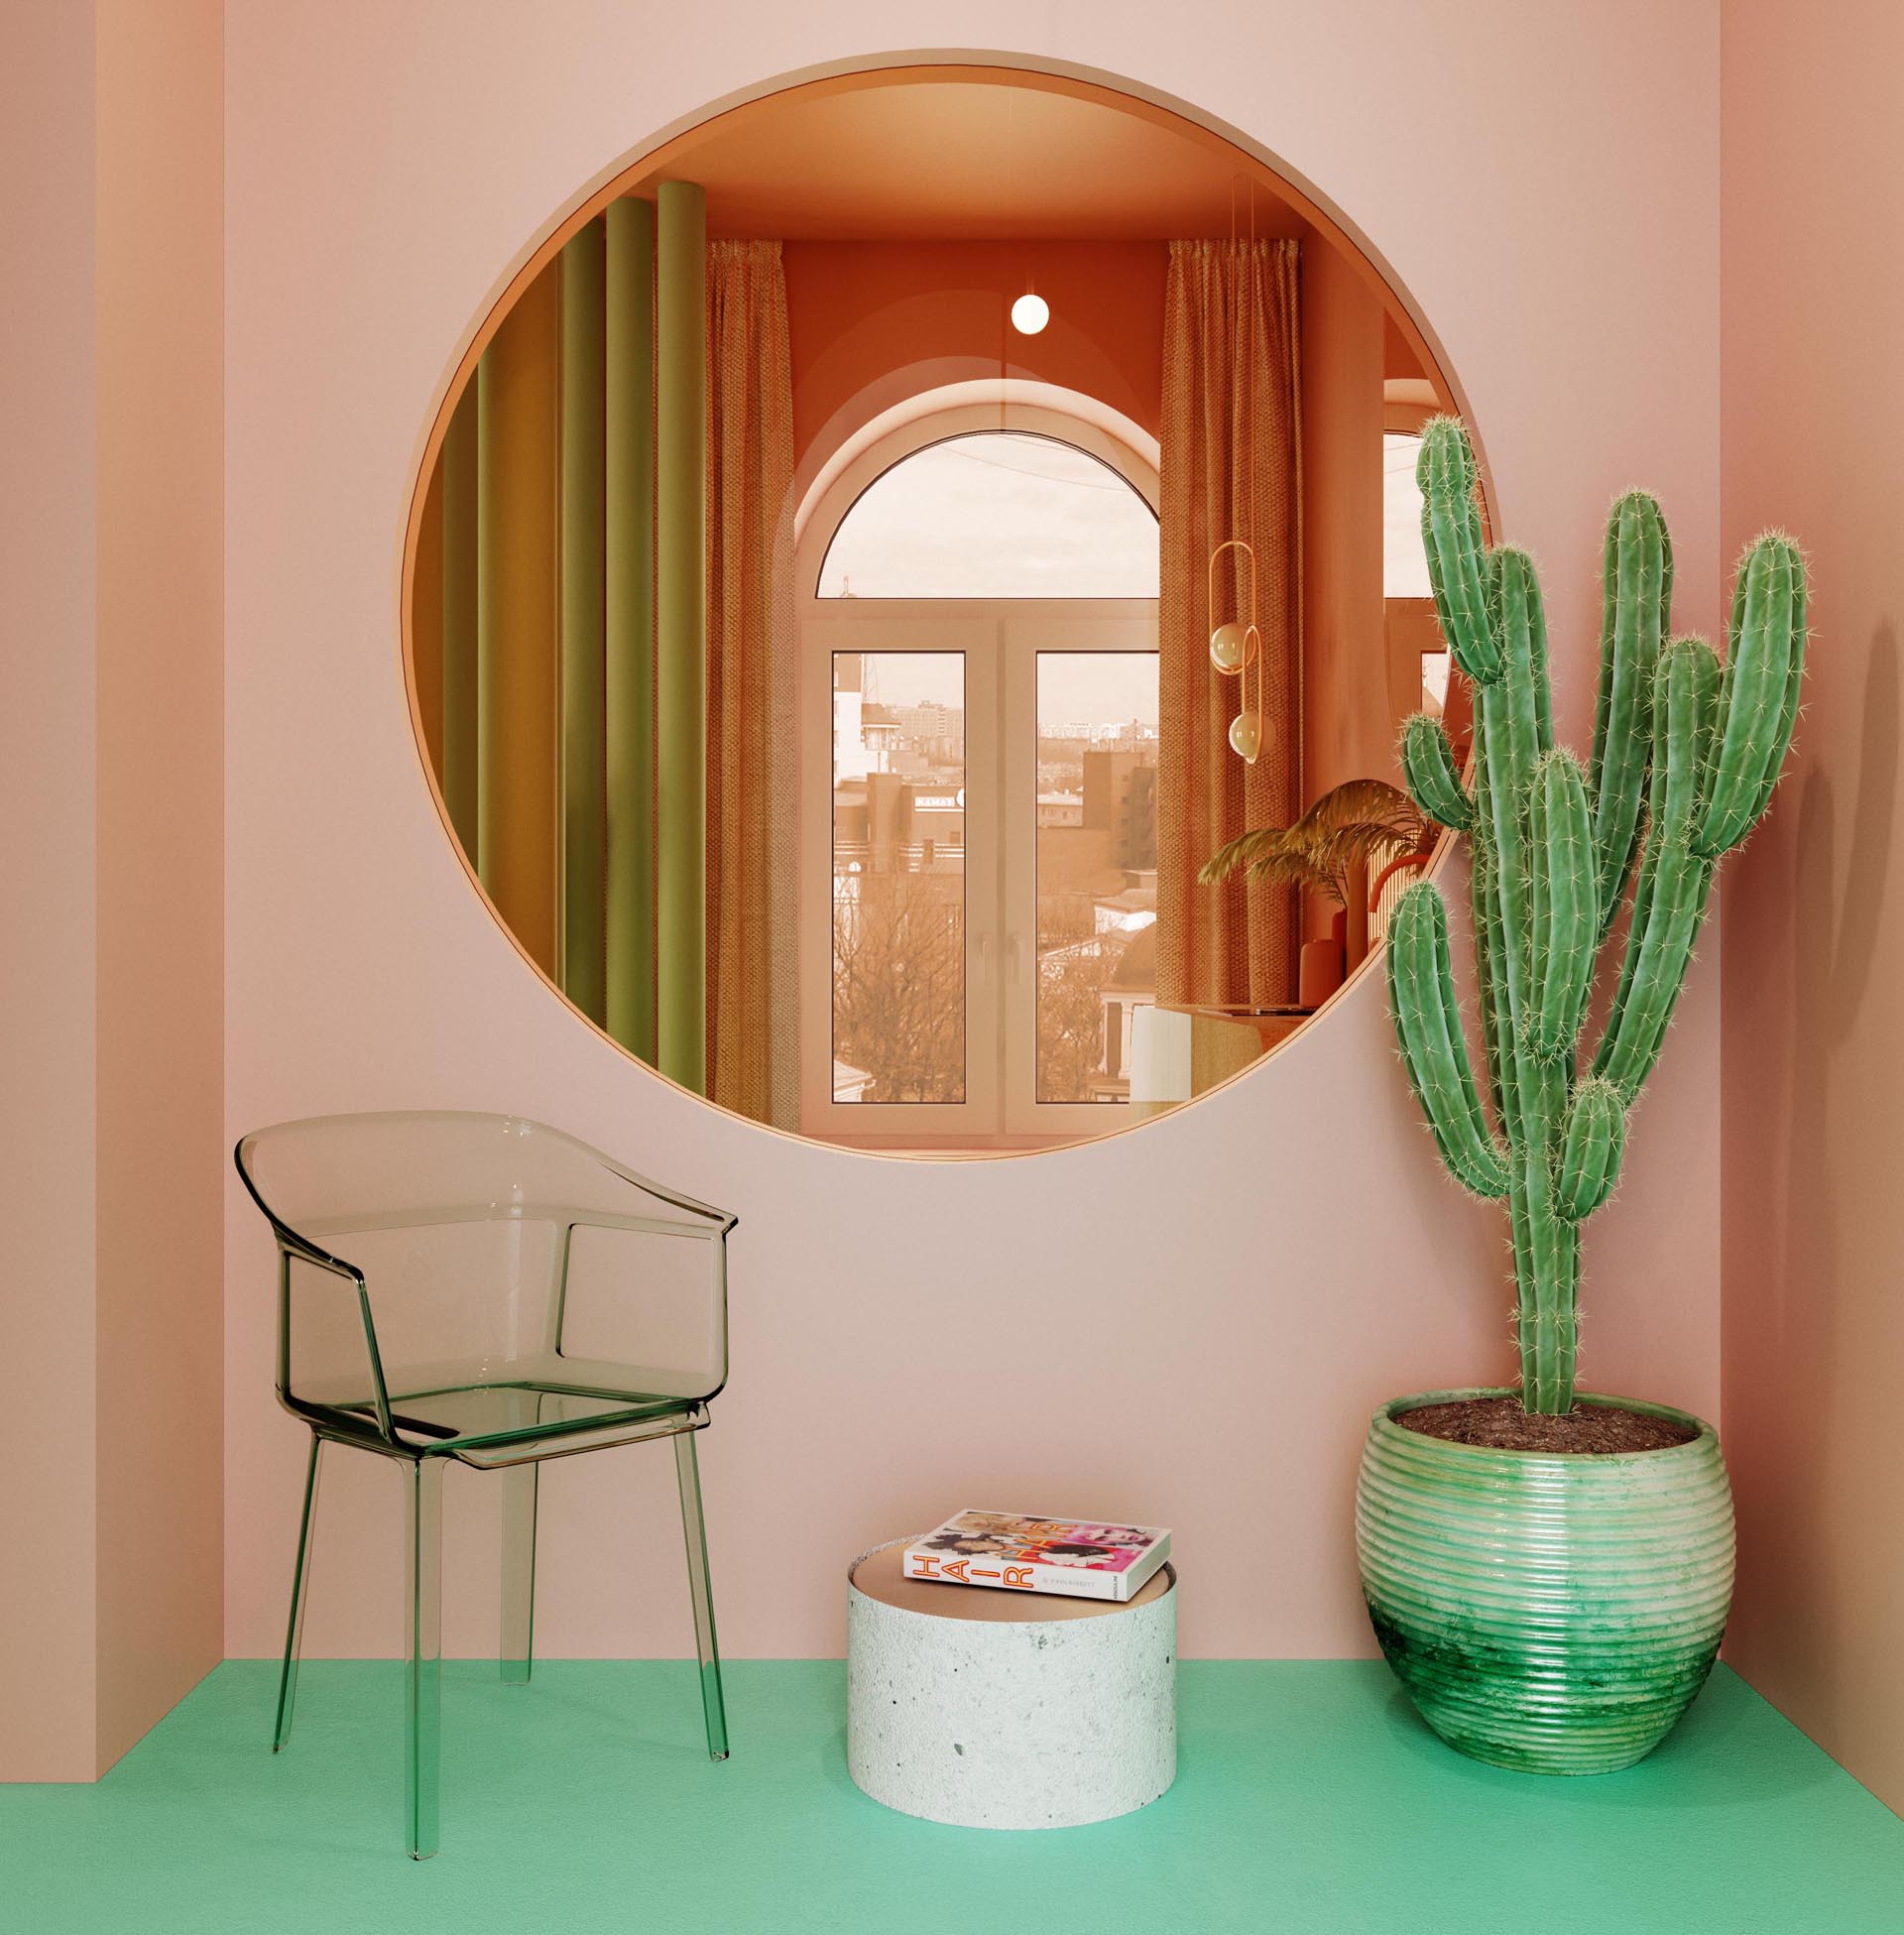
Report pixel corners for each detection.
[1007,932,1024,983]
[974,931,993,988]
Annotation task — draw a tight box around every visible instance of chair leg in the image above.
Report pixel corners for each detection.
[404,1458,444,1860]
[673,1429,729,1761]
[500,1463,537,1683]
[273,1433,324,1752]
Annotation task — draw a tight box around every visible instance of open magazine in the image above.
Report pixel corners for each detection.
[902,1509,1171,1602]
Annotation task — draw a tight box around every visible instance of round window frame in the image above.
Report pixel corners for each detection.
[395,51,1491,1160]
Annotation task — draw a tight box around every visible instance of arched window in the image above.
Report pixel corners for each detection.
[1383,431,1432,598]
[817,431,1159,600]
[798,408,1160,1149]
[1383,430,1450,713]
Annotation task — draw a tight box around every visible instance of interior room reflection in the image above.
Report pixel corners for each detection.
[408,69,1469,1153]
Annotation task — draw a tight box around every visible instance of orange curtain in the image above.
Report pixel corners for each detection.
[1157,238,1302,1009]
[705,241,796,1127]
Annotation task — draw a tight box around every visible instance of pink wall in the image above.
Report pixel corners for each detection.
[222,7,1723,1665]
[1,0,101,1784]
[92,0,225,1772]
[1718,0,1904,1817]
[0,0,224,1782]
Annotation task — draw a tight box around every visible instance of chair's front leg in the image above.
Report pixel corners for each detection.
[673,1429,729,1760]
[500,1463,538,1683]
[404,1458,444,1859]
[273,1432,324,1752]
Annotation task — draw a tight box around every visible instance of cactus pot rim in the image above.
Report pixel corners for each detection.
[1372,1387,1720,1466]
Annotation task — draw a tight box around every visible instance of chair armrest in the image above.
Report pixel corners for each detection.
[552,1208,733,1400]
[275,1237,396,1444]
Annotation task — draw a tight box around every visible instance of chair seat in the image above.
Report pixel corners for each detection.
[304,1355,707,1462]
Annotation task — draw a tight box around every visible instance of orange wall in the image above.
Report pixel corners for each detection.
[1301,237,1390,807]
[1719,0,1904,1817]
[784,240,1165,478]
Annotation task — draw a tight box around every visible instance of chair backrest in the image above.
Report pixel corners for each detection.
[235,1112,735,1421]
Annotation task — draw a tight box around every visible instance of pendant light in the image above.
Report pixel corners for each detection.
[1208,537,1263,764]
[1207,176,1263,766]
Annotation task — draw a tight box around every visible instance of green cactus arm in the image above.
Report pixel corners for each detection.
[1477,675,1537,1037]
[1525,763,1552,1039]
[1591,635,1708,1064]
[1693,533,1808,858]
[1593,639,1721,1100]
[1555,1077,1627,1221]
[1466,713,1514,1134]
[1593,832,1658,1073]
[1739,542,1807,831]
[1386,883,1512,1198]
[1416,419,1501,686]
[1490,546,1555,769]
[1524,751,1598,1060]
[1589,491,1669,936]
[1399,711,1473,830]
[1596,842,1712,1102]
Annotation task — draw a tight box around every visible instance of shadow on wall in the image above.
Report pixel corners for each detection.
[1766,622,1895,1700]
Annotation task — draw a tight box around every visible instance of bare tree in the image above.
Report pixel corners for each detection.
[1036,938,1122,1103]
[832,872,965,1102]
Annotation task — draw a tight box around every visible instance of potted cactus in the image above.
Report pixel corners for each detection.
[1359,419,1806,1773]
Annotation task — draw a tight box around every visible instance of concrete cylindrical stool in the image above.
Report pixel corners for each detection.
[847,1537,1176,1829]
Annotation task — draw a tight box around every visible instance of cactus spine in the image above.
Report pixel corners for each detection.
[1389,420,1806,1412]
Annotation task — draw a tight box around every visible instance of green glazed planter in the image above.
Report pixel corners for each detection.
[1356,1388,1734,1775]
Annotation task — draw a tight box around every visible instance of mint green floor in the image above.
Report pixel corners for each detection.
[5,1662,1901,1934]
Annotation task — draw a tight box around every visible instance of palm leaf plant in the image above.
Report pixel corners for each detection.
[1199,779,1429,910]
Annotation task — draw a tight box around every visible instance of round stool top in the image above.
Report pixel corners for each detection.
[849,1537,1174,1624]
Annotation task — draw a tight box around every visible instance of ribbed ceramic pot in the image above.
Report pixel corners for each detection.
[1356,1388,1734,1775]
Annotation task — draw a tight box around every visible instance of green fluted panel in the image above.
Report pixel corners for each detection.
[560,220,607,1024]
[605,197,657,1062]
[412,462,445,774]
[440,391,479,861]
[476,271,560,974]
[1356,1391,1733,1774]
[655,181,706,1092]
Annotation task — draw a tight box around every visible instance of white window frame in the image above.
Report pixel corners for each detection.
[795,402,1161,1150]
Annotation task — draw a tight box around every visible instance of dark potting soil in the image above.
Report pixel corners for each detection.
[1397,1395,1697,1454]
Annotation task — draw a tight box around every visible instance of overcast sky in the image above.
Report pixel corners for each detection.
[831,433,1160,727]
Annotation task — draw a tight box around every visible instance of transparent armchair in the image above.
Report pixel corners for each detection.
[235,1111,737,1859]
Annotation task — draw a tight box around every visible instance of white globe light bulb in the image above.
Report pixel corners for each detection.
[1210,622,1249,674]
[1230,711,1264,763]
[1011,292,1050,335]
